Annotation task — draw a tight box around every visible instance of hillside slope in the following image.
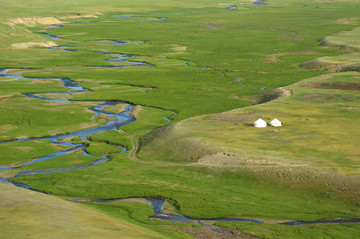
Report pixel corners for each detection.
[0,183,166,239]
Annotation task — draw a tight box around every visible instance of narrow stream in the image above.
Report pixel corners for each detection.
[69,196,360,226]
[253,0,267,6]
[0,68,134,178]
[0,15,170,194]
[0,12,359,232]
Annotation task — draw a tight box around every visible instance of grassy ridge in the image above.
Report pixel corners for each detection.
[88,130,133,150]
[138,72,360,200]
[134,22,360,238]
[0,183,168,239]
[302,27,360,72]
[12,153,360,221]
[1,0,360,238]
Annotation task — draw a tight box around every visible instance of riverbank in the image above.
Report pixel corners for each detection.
[1,0,360,238]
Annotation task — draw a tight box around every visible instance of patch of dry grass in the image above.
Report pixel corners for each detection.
[11,41,58,48]
[0,183,166,239]
[264,51,317,63]
[7,17,66,27]
[139,72,360,198]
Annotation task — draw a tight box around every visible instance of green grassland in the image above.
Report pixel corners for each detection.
[88,130,133,150]
[1,0,360,238]
[12,152,360,221]
[0,140,67,165]
[0,183,170,239]
[3,1,360,120]
[0,94,101,141]
[215,221,360,239]
[138,72,360,205]
[84,200,201,238]
[0,72,105,142]
[22,6,360,120]
[85,141,123,156]
[20,154,102,170]
[302,27,360,72]
[139,73,360,170]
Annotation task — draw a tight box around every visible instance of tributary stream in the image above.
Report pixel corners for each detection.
[0,12,359,233]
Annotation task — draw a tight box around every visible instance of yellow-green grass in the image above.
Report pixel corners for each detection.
[20,154,102,170]
[269,0,360,5]
[122,106,174,137]
[140,71,360,170]
[0,73,103,141]
[0,95,101,141]
[0,183,168,239]
[13,151,360,222]
[85,141,124,156]
[139,72,360,195]
[215,221,360,239]
[84,200,199,238]
[88,130,133,150]
[2,0,360,238]
[302,53,360,72]
[0,77,67,96]
[302,27,360,71]
[86,105,175,154]
[321,27,360,51]
[2,2,360,122]
[0,140,68,165]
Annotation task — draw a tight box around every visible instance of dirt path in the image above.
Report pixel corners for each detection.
[120,130,145,163]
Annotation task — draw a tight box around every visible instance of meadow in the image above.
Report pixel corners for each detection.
[1,0,360,238]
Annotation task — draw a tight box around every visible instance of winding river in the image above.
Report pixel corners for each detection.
[0,12,359,233]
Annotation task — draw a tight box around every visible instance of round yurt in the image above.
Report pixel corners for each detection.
[269,118,282,127]
[254,118,267,128]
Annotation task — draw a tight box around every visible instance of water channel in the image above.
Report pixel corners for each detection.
[0,12,359,232]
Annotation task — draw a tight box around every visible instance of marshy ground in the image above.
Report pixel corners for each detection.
[1,0,360,238]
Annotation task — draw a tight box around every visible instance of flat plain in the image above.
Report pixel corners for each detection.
[1,0,360,238]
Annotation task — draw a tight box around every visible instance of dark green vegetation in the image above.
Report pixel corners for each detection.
[4,1,360,120]
[14,153,360,221]
[88,130,133,150]
[84,200,201,238]
[1,0,360,238]
[215,221,360,239]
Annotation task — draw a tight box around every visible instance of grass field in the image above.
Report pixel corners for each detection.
[0,183,173,239]
[1,0,360,238]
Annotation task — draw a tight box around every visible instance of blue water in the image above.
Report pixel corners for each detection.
[0,14,172,182]
[2,12,359,232]
[211,228,222,233]
[0,68,134,178]
[226,6,237,11]
[0,68,26,79]
[109,15,134,18]
[253,0,267,6]
[163,117,171,122]
[39,33,60,40]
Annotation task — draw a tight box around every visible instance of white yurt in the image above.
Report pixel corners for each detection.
[269,118,282,127]
[254,118,267,128]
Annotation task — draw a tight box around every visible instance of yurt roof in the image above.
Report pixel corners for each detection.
[270,118,281,124]
[255,118,266,123]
